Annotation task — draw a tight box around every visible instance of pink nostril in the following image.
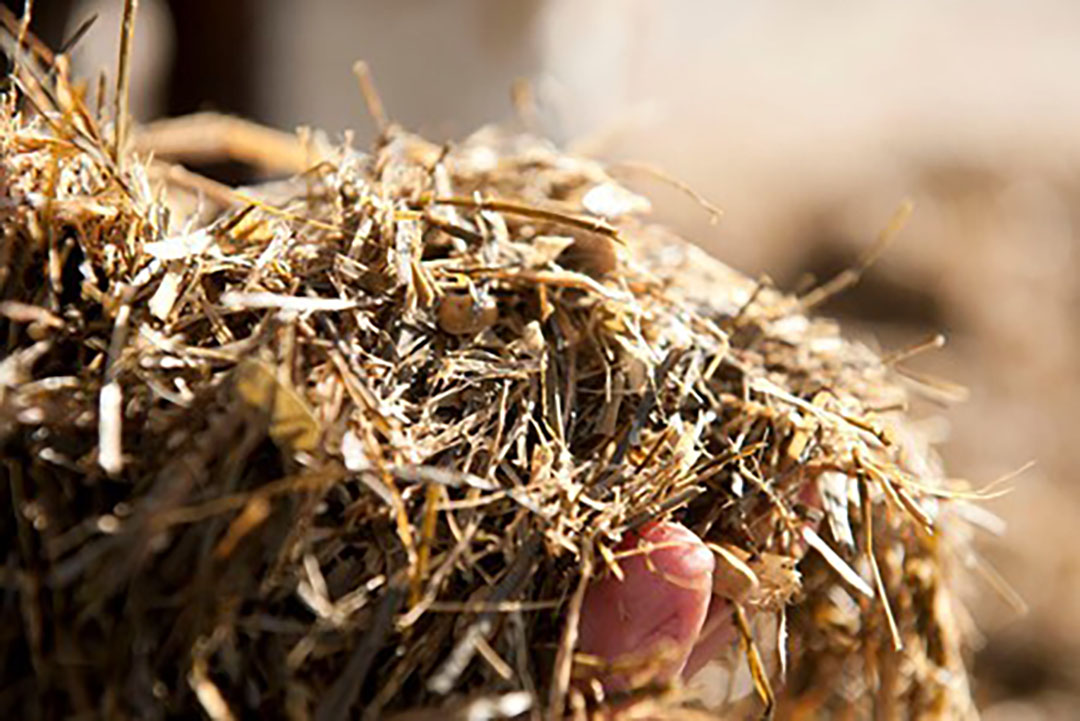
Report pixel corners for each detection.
[578,521,715,686]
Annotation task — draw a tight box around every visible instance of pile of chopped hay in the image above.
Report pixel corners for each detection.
[1,33,980,721]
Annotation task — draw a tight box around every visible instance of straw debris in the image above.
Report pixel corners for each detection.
[0,31,981,721]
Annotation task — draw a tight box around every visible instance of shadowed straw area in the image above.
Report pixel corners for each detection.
[0,39,982,721]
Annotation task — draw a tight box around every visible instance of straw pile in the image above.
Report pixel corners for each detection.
[1,31,980,721]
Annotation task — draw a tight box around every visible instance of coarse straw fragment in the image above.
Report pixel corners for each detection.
[113,0,138,165]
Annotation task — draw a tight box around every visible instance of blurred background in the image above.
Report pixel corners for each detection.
[9,0,1079,717]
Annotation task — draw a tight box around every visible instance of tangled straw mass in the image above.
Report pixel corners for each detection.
[0,22,986,721]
